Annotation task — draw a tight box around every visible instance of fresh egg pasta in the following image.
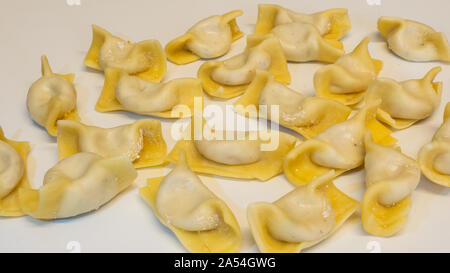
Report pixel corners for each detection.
[284,101,397,186]
[27,55,80,136]
[139,151,241,253]
[166,117,297,181]
[84,25,167,82]
[95,68,203,118]
[362,133,420,237]
[314,37,383,106]
[166,10,244,64]
[57,119,167,169]
[248,171,359,253]
[378,16,450,62]
[0,127,31,217]
[234,70,351,139]
[19,153,137,219]
[418,103,450,187]
[198,34,290,99]
[365,66,442,129]
[254,4,351,40]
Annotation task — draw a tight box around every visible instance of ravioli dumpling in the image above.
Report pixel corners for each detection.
[0,127,30,217]
[234,70,351,139]
[418,103,450,187]
[166,10,244,64]
[166,117,297,181]
[19,152,137,219]
[254,4,351,40]
[284,101,397,186]
[365,66,442,129]
[198,34,290,99]
[84,25,166,82]
[95,68,203,118]
[248,171,359,253]
[139,151,241,253]
[27,55,80,136]
[314,37,383,106]
[378,16,450,62]
[270,22,345,63]
[362,133,420,237]
[57,119,166,169]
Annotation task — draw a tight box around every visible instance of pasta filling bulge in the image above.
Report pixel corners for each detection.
[418,103,450,186]
[270,22,344,62]
[115,73,179,113]
[139,151,241,253]
[165,10,243,64]
[365,66,442,128]
[27,55,79,136]
[254,4,351,40]
[19,152,137,219]
[378,16,450,62]
[247,171,359,253]
[84,25,166,82]
[0,140,24,199]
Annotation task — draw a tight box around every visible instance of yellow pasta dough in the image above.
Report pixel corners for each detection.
[95,68,203,118]
[362,133,420,237]
[166,10,244,64]
[254,4,351,40]
[84,25,166,82]
[314,37,383,106]
[284,101,397,187]
[266,21,345,63]
[139,152,241,253]
[0,127,31,217]
[418,103,450,187]
[19,152,137,220]
[365,66,442,129]
[378,16,450,62]
[248,171,359,253]
[234,70,351,139]
[166,117,297,181]
[57,119,167,169]
[27,55,80,136]
[197,34,290,99]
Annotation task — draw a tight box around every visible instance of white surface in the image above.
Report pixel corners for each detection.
[0,0,449,253]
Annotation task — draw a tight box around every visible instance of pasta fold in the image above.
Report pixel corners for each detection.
[314,37,383,106]
[0,127,31,217]
[198,34,290,99]
[84,25,166,82]
[95,68,203,118]
[378,16,450,62]
[19,153,137,219]
[248,171,359,252]
[254,4,351,40]
[139,151,241,252]
[362,133,420,237]
[57,119,166,169]
[27,55,80,136]
[234,70,351,139]
[284,101,396,186]
[418,103,450,187]
[365,66,442,129]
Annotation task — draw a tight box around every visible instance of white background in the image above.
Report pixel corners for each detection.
[0,0,449,253]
